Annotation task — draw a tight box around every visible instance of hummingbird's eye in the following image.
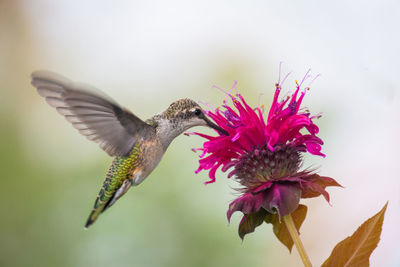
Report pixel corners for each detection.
[194,108,202,116]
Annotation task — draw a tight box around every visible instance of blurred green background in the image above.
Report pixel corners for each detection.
[1,1,399,266]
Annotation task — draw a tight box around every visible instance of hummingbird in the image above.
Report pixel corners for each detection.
[31,70,228,228]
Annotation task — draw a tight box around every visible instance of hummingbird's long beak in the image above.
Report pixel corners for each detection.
[203,116,229,136]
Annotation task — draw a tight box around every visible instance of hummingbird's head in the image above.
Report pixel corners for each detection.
[161,98,228,136]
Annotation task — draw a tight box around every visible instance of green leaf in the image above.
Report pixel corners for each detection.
[322,202,388,267]
[265,204,308,251]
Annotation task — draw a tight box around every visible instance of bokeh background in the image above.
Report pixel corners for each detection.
[1,1,399,266]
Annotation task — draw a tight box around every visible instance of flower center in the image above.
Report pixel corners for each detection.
[233,144,302,189]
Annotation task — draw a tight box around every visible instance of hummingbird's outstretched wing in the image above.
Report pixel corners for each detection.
[31,70,155,157]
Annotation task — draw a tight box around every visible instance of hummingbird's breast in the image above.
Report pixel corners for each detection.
[129,137,165,185]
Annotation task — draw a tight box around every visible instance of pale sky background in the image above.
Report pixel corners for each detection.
[1,0,399,266]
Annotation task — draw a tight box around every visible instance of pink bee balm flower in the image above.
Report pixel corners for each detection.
[189,71,341,240]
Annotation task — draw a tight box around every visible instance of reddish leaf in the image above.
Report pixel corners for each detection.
[262,183,302,217]
[265,204,308,251]
[238,208,268,240]
[322,202,388,267]
[227,192,264,222]
[301,174,342,200]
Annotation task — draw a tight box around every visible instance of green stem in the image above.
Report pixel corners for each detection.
[283,214,312,267]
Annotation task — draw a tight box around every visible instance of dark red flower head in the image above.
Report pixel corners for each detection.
[189,70,341,239]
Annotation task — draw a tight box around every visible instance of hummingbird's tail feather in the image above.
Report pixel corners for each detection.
[85,204,103,229]
[84,148,139,229]
[85,179,132,229]
[85,188,115,229]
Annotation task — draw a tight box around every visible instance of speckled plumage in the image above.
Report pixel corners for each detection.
[86,144,140,227]
[163,98,200,120]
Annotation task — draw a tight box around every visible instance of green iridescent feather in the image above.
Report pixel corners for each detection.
[85,144,140,228]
